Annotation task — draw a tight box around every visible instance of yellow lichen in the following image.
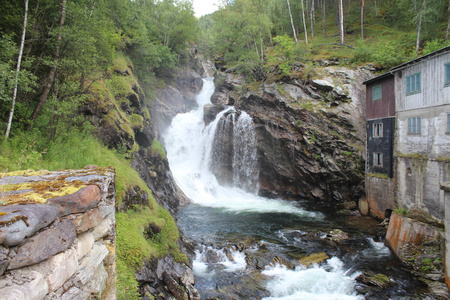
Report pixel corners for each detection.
[1,179,86,205]
[5,169,52,177]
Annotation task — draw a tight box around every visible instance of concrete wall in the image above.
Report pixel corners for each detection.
[396,106,450,159]
[442,182,450,289]
[396,157,448,222]
[0,167,116,300]
[365,175,395,219]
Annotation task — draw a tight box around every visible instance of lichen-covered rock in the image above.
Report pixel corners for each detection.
[0,204,59,247]
[8,219,77,270]
[47,185,101,216]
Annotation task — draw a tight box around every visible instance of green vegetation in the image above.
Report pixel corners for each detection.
[367,173,389,179]
[200,0,450,80]
[117,206,186,299]
[394,207,408,216]
[150,139,167,160]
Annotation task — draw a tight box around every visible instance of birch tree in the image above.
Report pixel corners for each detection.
[5,0,28,138]
[301,0,308,44]
[361,0,365,40]
[286,0,298,43]
[339,0,344,44]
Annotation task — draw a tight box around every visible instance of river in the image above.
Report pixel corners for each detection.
[163,78,427,299]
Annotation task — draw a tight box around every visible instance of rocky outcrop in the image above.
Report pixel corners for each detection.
[210,65,371,205]
[150,68,204,133]
[0,167,116,299]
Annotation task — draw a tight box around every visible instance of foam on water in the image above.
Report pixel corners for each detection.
[262,257,363,300]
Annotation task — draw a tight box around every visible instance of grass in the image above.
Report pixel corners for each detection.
[116,206,186,300]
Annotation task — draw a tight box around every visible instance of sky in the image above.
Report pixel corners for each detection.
[193,0,220,17]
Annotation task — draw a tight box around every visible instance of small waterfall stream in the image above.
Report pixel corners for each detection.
[163,78,424,299]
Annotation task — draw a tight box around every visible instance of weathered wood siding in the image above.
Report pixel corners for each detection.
[396,52,450,111]
[366,75,395,119]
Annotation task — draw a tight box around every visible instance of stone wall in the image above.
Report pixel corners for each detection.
[0,166,115,300]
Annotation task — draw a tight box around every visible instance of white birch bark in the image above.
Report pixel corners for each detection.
[5,0,29,138]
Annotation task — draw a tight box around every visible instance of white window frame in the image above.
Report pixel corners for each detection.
[408,117,421,134]
[373,152,383,166]
[373,123,383,137]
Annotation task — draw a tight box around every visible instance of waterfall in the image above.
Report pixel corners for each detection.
[232,111,259,193]
[163,77,317,216]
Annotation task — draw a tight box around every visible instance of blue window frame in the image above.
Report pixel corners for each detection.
[406,72,421,95]
[445,64,450,86]
[408,117,421,134]
[372,85,382,101]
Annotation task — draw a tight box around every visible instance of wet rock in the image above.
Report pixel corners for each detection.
[356,271,394,288]
[326,229,350,243]
[8,219,77,270]
[298,252,330,268]
[203,104,227,125]
[0,204,59,247]
[47,185,101,216]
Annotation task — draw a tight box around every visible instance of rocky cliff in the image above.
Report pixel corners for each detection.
[210,64,372,206]
[81,53,212,299]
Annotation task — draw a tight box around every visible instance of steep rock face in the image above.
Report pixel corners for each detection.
[150,68,203,133]
[211,66,372,204]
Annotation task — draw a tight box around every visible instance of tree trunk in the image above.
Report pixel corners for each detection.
[301,0,308,44]
[361,0,365,40]
[287,0,298,43]
[339,0,344,44]
[446,0,450,40]
[5,0,29,138]
[322,0,326,36]
[415,0,426,56]
[29,0,66,126]
[310,0,315,39]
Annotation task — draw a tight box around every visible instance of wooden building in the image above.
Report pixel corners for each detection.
[363,73,396,219]
[390,46,450,222]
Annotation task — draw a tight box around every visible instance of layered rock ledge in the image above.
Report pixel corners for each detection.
[0,166,115,300]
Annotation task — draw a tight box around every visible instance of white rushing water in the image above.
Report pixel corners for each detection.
[163,78,362,298]
[262,258,363,300]
[163,78,317,217]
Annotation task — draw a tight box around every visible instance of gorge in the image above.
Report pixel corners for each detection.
[159,76,435,299]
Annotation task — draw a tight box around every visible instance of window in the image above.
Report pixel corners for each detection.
[373,123,383,137]
[372,85,382,101]
[408,117,421,134]
[445,64,450,86]
[373,152,383,166]
[406,72,421,95]
[447,114,450,133]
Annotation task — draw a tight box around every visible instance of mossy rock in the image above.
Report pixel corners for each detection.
[298,252,329,268]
